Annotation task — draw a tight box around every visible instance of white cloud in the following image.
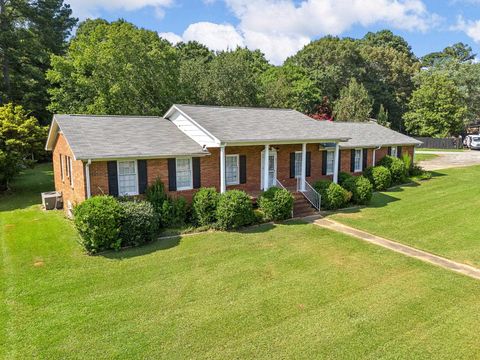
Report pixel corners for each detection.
[158,31,183,44]
[163,0,438,64]
[66,0,173,19]
[453,16,480,43]
[183,22,245,51]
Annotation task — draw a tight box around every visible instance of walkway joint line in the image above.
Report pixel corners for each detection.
[314,218,480,281]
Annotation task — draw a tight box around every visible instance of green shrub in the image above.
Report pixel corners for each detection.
[410,164,432,180]
[119,201,158,247]
[258,187,294,221]
[313,179,332,198]
[216,190,255,230]
[368,166,392,190]
[338,172,353,186]
[73,196,123,253]
[161,197,188,227]
[324,182,351,210]
[402,153,412,172]
[379,155,408,184]
[192,188,220,226]
[352,176,373,205]
[145,179,167,212]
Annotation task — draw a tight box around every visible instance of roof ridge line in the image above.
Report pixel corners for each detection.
[175,104,296,111]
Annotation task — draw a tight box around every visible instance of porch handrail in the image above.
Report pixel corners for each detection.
[296,177,321,211]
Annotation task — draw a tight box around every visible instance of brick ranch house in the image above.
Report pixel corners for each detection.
[45,104,421,215]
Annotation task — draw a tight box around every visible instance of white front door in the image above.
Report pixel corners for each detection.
[260,150,277,189]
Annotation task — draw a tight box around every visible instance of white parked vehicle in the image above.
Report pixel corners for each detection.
[470,135,480,150]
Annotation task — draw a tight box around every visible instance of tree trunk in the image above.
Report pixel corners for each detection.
[0,0,10,103]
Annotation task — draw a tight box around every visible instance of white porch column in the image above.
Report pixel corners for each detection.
[301,143,307,191]
[333,143,340,184]
[220,145,226,193]
[263,144,270,190]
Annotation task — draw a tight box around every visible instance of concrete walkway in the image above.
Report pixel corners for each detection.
[314,218,480,280]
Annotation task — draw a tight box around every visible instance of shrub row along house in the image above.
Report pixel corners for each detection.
[45,104,421,216]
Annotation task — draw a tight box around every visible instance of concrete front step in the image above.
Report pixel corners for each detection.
[293,192,318,217]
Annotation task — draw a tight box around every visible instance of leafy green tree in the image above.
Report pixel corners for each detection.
[422,42,476,67]
[360,44,419,130]
[377,104,390,128]
[0,103,46,190]
[362,30,414,58]
[403,73,467,137]
[0,0,76,123]
[47,19,179,116]
[201,48,270,107]
[259,64,321,113]
[333,78,372,122]
[286,36,365,101]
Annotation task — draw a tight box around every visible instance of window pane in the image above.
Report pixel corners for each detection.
[118,161,137,194]
[295,153,302,178]
[354,150,362,171]
[226,155,239,185]
[327,151,334,174]
[176,158,192,189]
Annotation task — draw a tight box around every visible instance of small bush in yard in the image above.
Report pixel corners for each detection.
[324,182,351,210]
[192,187,220,226]
[145,179,167,212]
[161,197,188,227]
[379,155,407,184]
[313,179,332,199]
[402,153,412,172]
[119,201,158,247]
[367,166,392,190]
[73,196,123,253]
[258,187,294,221]
[216,190,255,230]
[351,176,373,205]
[338,172,353,186]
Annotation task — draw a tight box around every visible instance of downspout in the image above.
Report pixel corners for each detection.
[85,159,92,199]
[372,145,382,166]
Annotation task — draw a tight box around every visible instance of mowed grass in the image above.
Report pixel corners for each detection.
[418,148,466,152]
[332,165,480,267]
[2,165,480,359]
[414,152,438,162]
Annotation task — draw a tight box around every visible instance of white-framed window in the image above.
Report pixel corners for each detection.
[326,150,335,175]
[391,147,397,158]
[354,149,363,172]
[226,154,239,185]
[294,152,303,178]
[65,155,70,178]
[176,158,193,190]
[68,157,74,188]
[118,160,138,195]
[60,154,64,182]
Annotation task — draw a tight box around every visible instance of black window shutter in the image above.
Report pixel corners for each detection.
[137,160,148,194]
[192,157,201,189]
[322,151,327,175]
[388,147,392,156]
[167,158,176,191]
[289,152,295,178]
[337,150,341,173]
[362,149,368,170]
[350,149,355,173]
[239,155,247,184]
[306,152,311,177]
[107,161,118,196]
[397,146,402,158]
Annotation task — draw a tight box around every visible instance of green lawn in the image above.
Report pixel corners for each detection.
[414,152,438,162]
[418,148,465,152]
[2,165,480,358]
[332,165,480,267]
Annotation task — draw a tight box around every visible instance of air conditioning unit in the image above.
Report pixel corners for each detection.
[41,191,63,210]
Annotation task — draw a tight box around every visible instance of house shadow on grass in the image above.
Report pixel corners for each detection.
[100,235,182,260]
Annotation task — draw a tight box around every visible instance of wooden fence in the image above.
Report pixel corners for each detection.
[414,136,463,149]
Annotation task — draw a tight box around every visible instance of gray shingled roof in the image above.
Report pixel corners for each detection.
[48,114,207,160]
[174,104,350,143]
[336,122,422,148]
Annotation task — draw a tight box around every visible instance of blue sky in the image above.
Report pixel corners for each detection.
[65,0,480,64]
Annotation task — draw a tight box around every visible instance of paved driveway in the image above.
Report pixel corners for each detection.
[417,150,480,170]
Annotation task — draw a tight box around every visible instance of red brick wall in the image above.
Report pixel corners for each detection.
[52,133,86,211]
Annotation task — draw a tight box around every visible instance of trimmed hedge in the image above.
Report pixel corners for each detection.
[365,166,392,191]
[352,176,373,204]
[324,182,351,210]
[379,155,407,184]
[258,187,294,221]
[73,196,123,253]
[119,201,158,247]
[161,197,188,227]
[216,190,255,230]
[338,172,353,186]
[192,187,220,226]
